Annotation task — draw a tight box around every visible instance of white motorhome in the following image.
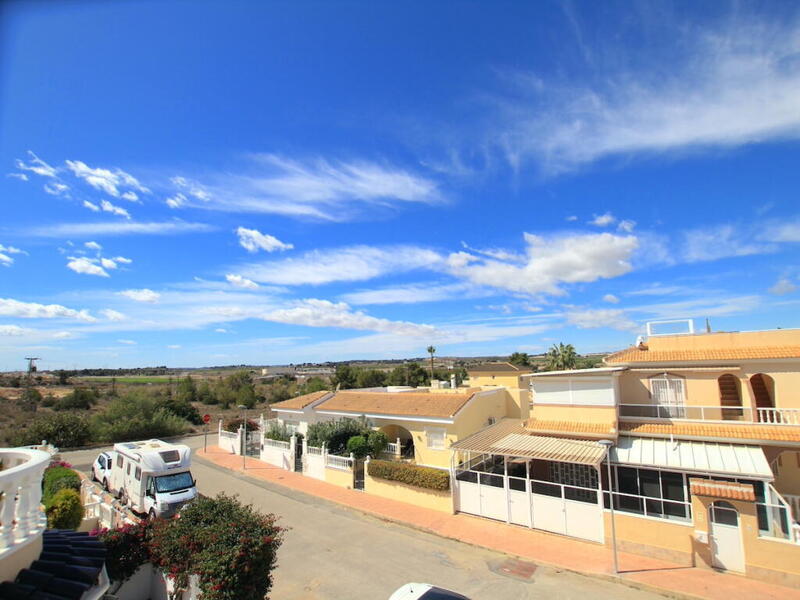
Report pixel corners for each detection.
[109,439,198,518]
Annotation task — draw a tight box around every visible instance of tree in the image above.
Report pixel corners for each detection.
[509,352,531,367]
[197,380,215,404]
[545,342,578,371]
[331,364,357,390]
[56,370,70,385]
[175,375,198,403]
[355,369,386,389]
[405,362,429,387]
[427,345,436,380]
[55,387,98,411]
[298,376,327,394]
[18,387,42,411]
[7,412,91,448]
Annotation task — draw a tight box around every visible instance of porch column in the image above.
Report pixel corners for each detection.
[504,455,511,524]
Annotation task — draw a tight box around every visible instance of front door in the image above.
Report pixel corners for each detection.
[709,501,745,573]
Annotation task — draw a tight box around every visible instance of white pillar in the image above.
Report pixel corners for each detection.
[396,437,401,457]
[0,480,17,549]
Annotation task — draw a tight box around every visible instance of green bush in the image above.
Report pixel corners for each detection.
[223,418,260,433]
[6,412,92,448]
[307,418,365,455]
[367,459,450,491]
[42,466,82,505]
[147,493,283,600]
[156,396,202,425]
[91,392,188,443]
[346,435,368,458]
[54,387,98,411]
[264,421,291,442]
[46,488,83,529]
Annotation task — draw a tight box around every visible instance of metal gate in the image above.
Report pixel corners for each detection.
[353,459,365,490]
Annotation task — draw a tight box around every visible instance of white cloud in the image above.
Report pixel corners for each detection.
[0,298,95,321]
[565,215,578,222]
[226,274,259,290]
[15,151,57,178]
[0,244,24,267]
[65,160,149,198]
[85,241,102,251]
[342,282,482,305]
[101,309,127,321]
[7,173,29,181]
[118,289,160,303]
[100,200,131,219]
[117,339,137,345]
[0,244,24,255]
[66,256,110,277]
[214,328,228,333]
[682,225,773,262]
[44,182,69,196]
[121,191,139,202]
[0,325,27,336]
[617,219,636,233]
[53,331,74,340]
[167,344,181,349]
[602,293,620,304]
[114,256,133,264]
[100,258,118,270]
[170,154,441,221]
[166,193,187,209]
[589,213,616,227]
[83,200,101,212]
[565,308,640,332]
[490,21,800,174]
[769,278,797,296]
[763,219,800,242]
[240,245,441,286]
[26,221,214,238]
[0,253,12,266]
[264,299,435,337]
[236,227,293,253]
[172,176,210,201]
[447,232,638,296]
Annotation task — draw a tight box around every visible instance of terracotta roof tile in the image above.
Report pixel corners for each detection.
[606,346,800,364]
[620,421,800,443]
[689,478,756,502]
[315,390,477,419]
[271,390,331,410]
[524,419,617,439]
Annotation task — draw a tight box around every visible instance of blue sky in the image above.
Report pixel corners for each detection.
[1,0,799,370]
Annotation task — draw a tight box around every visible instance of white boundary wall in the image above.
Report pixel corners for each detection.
[303,439,326,481]
[260,436,294,470]
[217,420,239,454]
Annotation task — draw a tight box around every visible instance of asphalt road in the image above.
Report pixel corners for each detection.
[64,437,661,600]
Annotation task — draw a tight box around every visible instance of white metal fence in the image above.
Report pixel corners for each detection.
[325,453,354,471]
[619,404,800,425]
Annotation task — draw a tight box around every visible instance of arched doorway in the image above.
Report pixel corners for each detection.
[751,373,775,422]
[379,424,415,460]
[708,501,745,572]
[718,374,743,420]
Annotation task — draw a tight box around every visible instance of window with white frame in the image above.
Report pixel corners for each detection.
[426,427,446,450]
[649,373,686,418]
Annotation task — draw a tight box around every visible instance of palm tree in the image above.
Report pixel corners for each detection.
[427,345,436,380]
[546,342,577,371]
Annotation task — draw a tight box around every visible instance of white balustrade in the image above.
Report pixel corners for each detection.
[619,403,800,426]
[325,453,354,471]
[263,438,290,450]
[0,448,51,556]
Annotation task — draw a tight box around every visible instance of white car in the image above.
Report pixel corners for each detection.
[92,451,115,490]
[389,584,469,600]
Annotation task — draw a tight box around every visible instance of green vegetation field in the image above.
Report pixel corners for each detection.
[76,376,173,384]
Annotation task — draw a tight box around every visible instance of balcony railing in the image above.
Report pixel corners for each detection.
[0,447,52,556]
[619,404,800,425]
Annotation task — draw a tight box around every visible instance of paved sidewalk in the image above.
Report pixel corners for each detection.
[197,446,800,600]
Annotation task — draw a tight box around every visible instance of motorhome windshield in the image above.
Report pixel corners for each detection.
[155,471,194,493]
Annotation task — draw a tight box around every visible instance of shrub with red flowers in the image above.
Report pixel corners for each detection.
[98,494,283,600]
[96,521,152,582]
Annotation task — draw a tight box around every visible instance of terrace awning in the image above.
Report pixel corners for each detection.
[451,420,607,467]
[611,436,773,480]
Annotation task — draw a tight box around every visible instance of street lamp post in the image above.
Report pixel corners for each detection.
[238,404,247,471]
[598,439,619,575]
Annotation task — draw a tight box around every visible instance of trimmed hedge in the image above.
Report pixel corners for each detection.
[46,488,83,529]
[42,465,81,505]
[367,459,450,492]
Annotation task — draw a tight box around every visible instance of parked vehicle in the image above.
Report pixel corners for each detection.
[389,584,470,600]
[107,439,197,518]
[91,450,115,490]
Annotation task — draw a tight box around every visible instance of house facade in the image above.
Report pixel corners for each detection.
[450,327,800,586]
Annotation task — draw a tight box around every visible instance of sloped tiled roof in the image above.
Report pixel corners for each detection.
[689,478,756,502]
[606,346,800,364]
[315,389,479,419]
[524,419,617,439]
[468,362,533,373]
[271,390,331,410]
[620,421,800,444]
